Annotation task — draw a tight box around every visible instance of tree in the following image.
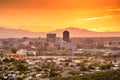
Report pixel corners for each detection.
[88,64,95,70]
[11,48,17,53]
[78,61,89,71]
[10,65,17,71]
[16,63,28,72]
[100,63,114,70]
[12,60,28,72]
[41,62,60,78]
[3,58,9,63]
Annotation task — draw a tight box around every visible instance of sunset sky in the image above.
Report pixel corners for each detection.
[0,0,120,32]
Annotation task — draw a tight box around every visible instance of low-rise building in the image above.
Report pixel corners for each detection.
[3,53,27,59]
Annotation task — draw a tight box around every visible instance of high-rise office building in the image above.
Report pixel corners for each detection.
[47,33,56,42]
[63,31,70,42]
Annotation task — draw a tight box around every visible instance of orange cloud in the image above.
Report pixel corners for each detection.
[79,16,111,21]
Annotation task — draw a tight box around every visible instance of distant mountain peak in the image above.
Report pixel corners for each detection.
[0,27,120,38]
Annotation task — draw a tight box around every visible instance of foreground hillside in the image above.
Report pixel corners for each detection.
[51,69,120,80]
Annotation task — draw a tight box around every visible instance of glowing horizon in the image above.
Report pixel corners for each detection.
[0,0,120,32]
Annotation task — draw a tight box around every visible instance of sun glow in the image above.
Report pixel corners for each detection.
[0,0,120,32]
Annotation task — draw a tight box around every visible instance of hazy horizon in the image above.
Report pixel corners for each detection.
[0,27,120,38]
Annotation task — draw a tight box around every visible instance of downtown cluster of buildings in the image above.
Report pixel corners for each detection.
[0,30,119,59]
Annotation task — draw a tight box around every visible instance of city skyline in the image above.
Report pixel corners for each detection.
[0,0,120,32]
